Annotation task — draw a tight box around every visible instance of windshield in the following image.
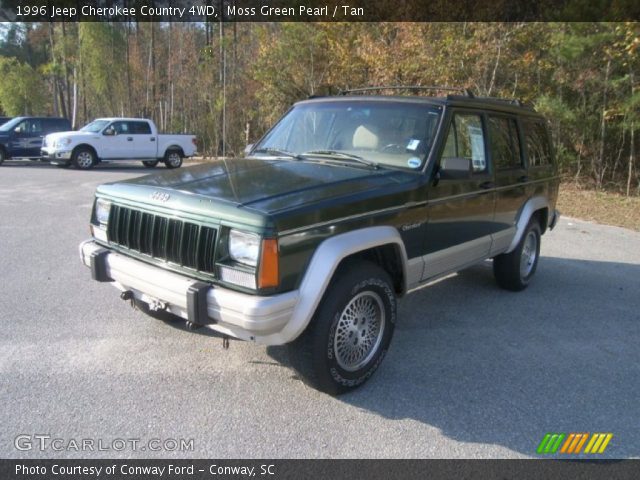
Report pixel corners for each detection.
[0,117,24,132]
[254,101,442,170]
[80,120,110,133]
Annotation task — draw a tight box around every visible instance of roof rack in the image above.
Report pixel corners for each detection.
[473,96,534,109]
[338,85,475,98]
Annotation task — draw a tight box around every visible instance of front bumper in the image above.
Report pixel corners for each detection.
[79,240,299,345]
[41,147,72,163]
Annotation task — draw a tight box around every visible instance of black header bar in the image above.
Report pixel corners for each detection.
[0,0,639,22]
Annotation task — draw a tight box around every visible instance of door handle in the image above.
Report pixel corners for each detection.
[150,137,156,141]
[518,175,529,183]
[127,137,133,141]
[479,181,495,190]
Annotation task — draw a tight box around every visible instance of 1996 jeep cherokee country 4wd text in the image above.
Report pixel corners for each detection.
[80,87,560,395]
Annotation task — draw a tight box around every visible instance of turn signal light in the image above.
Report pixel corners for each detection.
[258,238,279,289]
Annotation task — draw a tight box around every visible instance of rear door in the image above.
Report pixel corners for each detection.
[423,110,497,280]
[129,121,157,159]
[487,114,526,254]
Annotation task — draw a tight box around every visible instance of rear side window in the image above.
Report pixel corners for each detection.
[43,119,70,133]
[131,121,152,134]
[523,119,552,167]
[488,116,522,169]
[442,113,487,173]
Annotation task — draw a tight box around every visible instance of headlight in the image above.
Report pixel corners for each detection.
[228,230,260,267]
[95,199,111,225]
[55,138,71,148]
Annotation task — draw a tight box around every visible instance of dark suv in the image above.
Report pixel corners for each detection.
[80,87,560,394]
[0,116,71,165]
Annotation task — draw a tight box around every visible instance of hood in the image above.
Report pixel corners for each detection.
[97,158,419,230]
[45,131,92,141]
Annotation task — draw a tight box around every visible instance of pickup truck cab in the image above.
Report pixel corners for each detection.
[0,116,71,165]
[42,117,197,170]
[80,88,560,394]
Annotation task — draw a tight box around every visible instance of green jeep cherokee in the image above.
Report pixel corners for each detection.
[80,87,560,395]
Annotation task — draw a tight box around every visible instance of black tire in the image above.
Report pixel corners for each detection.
[288,261,397,395]
[493,219,542,291]
[142,160,159,168]
[164,149,183,169]
[72,147,96,170]
[0,147,6,165]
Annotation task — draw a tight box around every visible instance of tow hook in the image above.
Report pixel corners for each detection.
[120,290,135,308]
[148,299,167,312]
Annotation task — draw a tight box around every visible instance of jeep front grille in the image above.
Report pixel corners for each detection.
[107,205,217,274]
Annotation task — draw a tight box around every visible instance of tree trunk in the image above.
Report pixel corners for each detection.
[596,58,611,190]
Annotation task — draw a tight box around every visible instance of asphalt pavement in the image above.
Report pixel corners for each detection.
[1,161,639,459]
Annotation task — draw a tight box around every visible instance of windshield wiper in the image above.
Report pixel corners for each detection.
[251,148,303,160]
[301,150,378,169]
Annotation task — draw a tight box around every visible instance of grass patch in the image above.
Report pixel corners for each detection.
[558,183,640,231]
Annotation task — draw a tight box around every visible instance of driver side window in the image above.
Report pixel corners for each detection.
[442,113,487,173]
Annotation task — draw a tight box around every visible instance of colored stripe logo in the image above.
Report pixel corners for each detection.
[537,433,613,454]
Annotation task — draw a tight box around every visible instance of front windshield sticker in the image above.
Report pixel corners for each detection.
[406,139,421,151]
[407,157,421,168]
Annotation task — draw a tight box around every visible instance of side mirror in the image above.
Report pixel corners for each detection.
[438,157,472,180]
[244,144,254,156]
[103,128,116,136]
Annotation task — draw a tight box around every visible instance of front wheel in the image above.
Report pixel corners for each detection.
[164,150,183,169]
[142,160,159,168]
[288,261,397,395]
[493,220,541,291]
[73,147,96,170]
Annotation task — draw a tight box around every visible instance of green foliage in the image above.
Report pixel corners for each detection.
[0,57,49,115]
[0,21,637,192]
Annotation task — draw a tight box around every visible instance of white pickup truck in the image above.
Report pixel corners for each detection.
[41,117,197,170]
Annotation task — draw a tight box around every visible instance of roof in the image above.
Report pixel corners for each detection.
[93,117,151,122]
[298,93,540,117]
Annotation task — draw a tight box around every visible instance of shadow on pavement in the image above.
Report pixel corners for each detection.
[267,256,640,458]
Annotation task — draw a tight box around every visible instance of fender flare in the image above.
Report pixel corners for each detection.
[72,143,99,160]
[268,226,408,344]
[163,145,184,158]
[505,196,549,253]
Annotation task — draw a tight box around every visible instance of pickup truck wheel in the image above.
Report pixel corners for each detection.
[164,150,183,169]
[142,160,159,168]
[73,148,96,170]
[493,220,541,291]
[288,261,396,395]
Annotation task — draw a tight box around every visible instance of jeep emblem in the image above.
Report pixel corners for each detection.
[151,191,170,202]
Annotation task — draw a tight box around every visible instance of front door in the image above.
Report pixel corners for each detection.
[102,121,133,159]
[423,111,497,280]
[11,118,44,157]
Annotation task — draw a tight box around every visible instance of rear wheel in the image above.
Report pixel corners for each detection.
[73,147,96,170]
[164,150,183,169]
[142,160,159,168]
[288,261,397,395]
[0,147,6,165]
[493,219,541,291]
